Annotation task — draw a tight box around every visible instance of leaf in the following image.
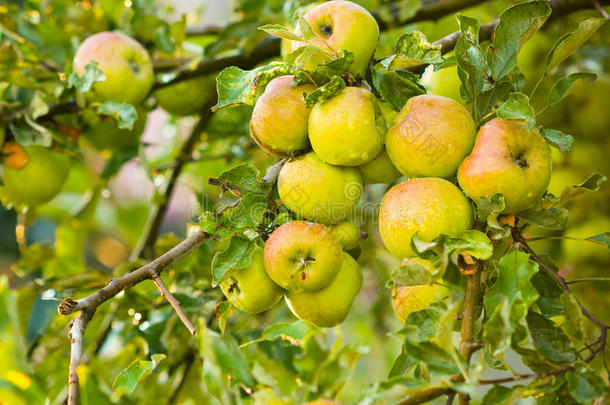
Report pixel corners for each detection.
[497,92,535,129]
[545,18,607,73]
[411,229,493,266]
[200,327,254,388]
[9,121,51,147]
[211,163,271,196]
[96,102,137,130]
[560,293,584,341]
[372,69,426,111]
[482,385,519,404]
[112,354,166,397]
[388,31,443,68]
[67,61,106,92]
[215,300,233,334]
[211,236,255,285]
[488,1,551,80]
[454,14,486,116]
[543,173,606,208]
[258,320,318,346]
[519,206,568,230]
[525,311,577,364]
[391,261,433,286]
[304,75,345,108]
[100,144,139,180]
[401,340,464,374]
[258,24,303,41]
[548,72,596,105]
[542,128,574,152]
[476,194,509,236]
[566,365,609,403]
[213,62,293,111]
[587,233,610,248]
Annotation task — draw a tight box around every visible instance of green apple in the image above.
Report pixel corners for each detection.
[359,148,401,184]
[154,75,217,116]
[379,178,473,259]
[386,94,476,178]
[73,32,153,105]
[291,0,379,76]
[219,247,283,313]
[423,65,462,102]
[391,282,448,324]
[330,221,360,250]
[250,75,315,157]
[286,252,362,327]
[1,144,70,207]
[309,86,384,166]
[278,152,363,225]
[81,107,147,151]
[264,221,343,292]
[458,118,552,213]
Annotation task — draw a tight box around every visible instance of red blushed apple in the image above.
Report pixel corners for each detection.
[73,32,153,105]
[458,118,552,213]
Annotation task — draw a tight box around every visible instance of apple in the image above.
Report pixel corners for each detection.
[154,75,217,116]
[330,221,360,250]
[80,107,147,151]
[457,118,552,213]
[278,152,363,225]
[386,94,476,178]
[73,32,153,105]
[286,252,362,327]
[264,221,343,292]
[291,0,379,76]
[391,282,448,324]
[308,86,384,166]
[250,76,315,157]
[1,143,70,207]
[359,148,401,184]
[379,177,473,259]
[422,65,462,102]
[219,247,283,313]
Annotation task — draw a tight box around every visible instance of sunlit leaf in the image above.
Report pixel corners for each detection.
[545,18,607,73]
[112,354,166,397]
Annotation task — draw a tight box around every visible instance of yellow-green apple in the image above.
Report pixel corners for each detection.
[1,143,70,207]
[73,32,153,105]
[278,152,363,224]
[309,86,384,166]
[386,94,475,178]
[154,75,217,116]
[392,284,448,324]
[249,76,315,157]
[291,0,379,76]
[330,221,360,250]
[379,177,473,259]
[219,247,283,313]
[457,118,552,213]
[359,148,401,184]
[264,221,343,292]
[422,65,462,102]
[81,107,147,151]
[286,252,362,327]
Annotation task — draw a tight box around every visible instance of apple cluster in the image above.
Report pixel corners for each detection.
[220,0,553,326]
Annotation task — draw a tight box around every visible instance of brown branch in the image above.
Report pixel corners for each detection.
[151,273,196,336]
[67,309,95,405]
[397,387,454,405]
[458,267,481,405]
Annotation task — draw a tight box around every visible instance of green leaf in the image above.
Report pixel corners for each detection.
[401,340,463,374]
[211,163,271,196]
[304,75,346,108]
[543,173,606,208]
[387,31,443,68]
[258,320,319,346]
[566,365,609,403]
[67,61,106,92]
[211,236,255,285]
[587,233,610,248]
[296,13,316,41]
[101,144,139,180]
[526,311,577,364]
[476,194,508,236]
[259,24,303,41]
[96,102,137,130]
[391,261,433,286]
[200,327,255,388]
[488,1,551,80]
[411,230,493,268]
[497,92,535,129]
[454,14,486,117]
[519,206,568,230]
[112,354,166,397]
[372,69,426,111]
[215,300,233,334]
[548,72,596,105]
[9,121,52,147]
[482,385,519,404]
[541,128,574,152]
[560,293,584,341]
[213,62,293,111]
[545,18,607,73]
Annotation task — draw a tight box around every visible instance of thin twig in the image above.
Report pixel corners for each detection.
[67,310,95,405]
[458,268,481,405]
[594,0,609,18]
[151,273,196,335]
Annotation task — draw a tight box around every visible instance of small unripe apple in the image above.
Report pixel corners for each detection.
[278,152,363,225]
[250,76,315,157]
[330,221,360,250]
[386,94,475,178]
[422,65,462,102]
[291,0,379,76]
[2,144,70,207]
[154,75,217,116]
[73,32,153,105]
[458,118,552,213]
[359,148,401,184]
[219,247,283,314]
[286,252,362,327]
[379,178,473,259]
[81,107,147,151]
[309,86,384,166]
[391,282,448,324]
[264,221,343,292]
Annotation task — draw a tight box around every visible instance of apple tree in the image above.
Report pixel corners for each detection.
[1,0,610,404]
